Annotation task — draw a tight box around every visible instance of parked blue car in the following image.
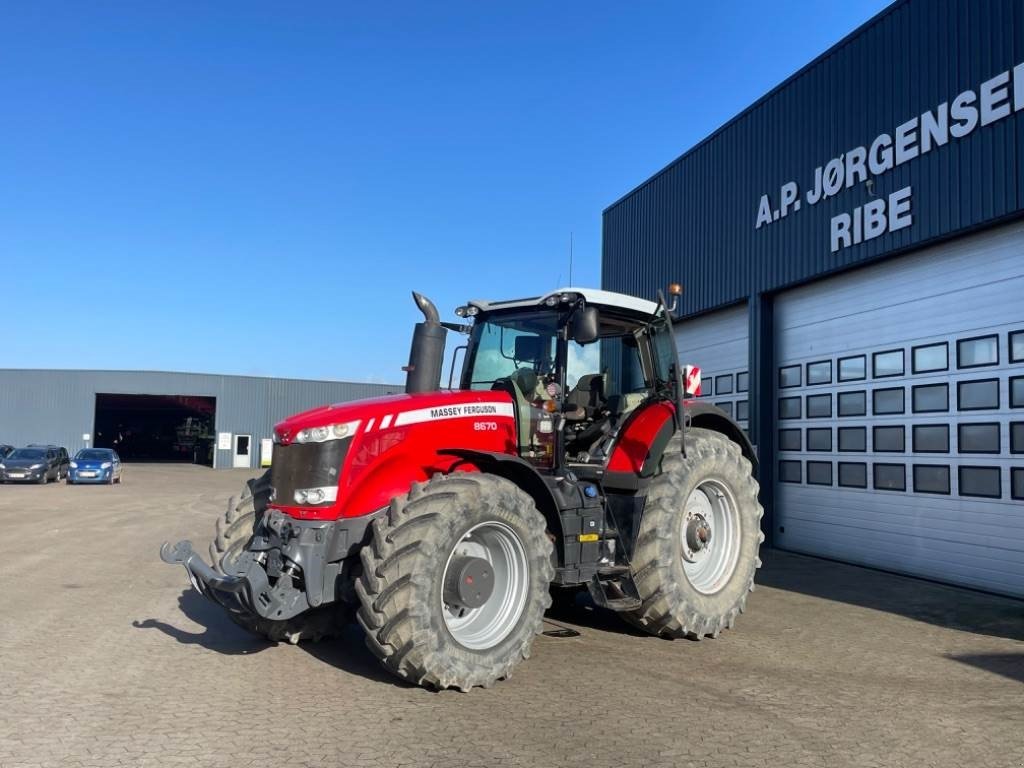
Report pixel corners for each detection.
[68,448,123,485]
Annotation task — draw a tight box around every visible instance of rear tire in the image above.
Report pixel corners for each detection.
[622,428,763,639]
[356,473,554,691]
[209,471,349,644]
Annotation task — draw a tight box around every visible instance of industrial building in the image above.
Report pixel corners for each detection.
[0,370,398,470]
[602,0,1024,598]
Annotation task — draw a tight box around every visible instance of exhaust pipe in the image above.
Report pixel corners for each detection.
[404,292,448,394]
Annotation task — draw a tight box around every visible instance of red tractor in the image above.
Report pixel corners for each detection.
[161,287,763,690]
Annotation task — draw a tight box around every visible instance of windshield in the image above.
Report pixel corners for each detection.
[76,450,111,460]
[464,311,561,390]
[9,449,45,460]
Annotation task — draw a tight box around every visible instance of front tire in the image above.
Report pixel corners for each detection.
[623,428,763,639]
[356,473,554,691]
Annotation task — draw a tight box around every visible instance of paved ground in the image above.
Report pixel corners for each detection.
[0,464,1022,768]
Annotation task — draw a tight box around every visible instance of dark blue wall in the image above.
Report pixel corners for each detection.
[602,0,1024,316]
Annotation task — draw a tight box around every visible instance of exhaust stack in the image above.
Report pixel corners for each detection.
[404,292,448,394]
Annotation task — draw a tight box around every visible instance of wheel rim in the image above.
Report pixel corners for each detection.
[441,521,529,651]
[680,479,741,595]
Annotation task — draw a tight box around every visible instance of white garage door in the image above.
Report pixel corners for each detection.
[775,220,1024,598]
[676,303,749,429]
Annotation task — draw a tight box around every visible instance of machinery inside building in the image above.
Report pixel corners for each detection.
[93,393,216,465]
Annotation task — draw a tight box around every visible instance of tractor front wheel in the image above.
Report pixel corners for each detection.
[623,427,763,639]
[356,472,554,691]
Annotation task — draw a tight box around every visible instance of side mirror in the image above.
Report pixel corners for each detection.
[570,306,600,344]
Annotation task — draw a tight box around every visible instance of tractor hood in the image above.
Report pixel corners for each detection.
[269,389,517,521]
[273,390,512,445]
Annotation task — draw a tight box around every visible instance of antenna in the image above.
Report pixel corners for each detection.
[569,231,573,286]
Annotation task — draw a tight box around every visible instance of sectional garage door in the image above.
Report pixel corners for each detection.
[676,302,749,431]
[774,221,1024,598]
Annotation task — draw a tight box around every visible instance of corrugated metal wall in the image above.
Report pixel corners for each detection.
[0,370,400,467]
[602,0,1024,316]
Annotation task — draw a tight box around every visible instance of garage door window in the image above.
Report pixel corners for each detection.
[838,355,866,382]
[912,383,949,413]
[873,387,905,415]
[736,400,749,421]
[957,335,999,368]
[913,424,950,453]
[914,465,951,495]
[957,423,1001,454]
[958,379,1000,411]
[1011,331,1024,364]
[715,401,734,418]
[873,425,905,452]
[838,427,866,452]
[807,428,832,451]
[779,366,802,388]
[737,372,749,392]
[779,429,801,451]
[873,463,906,491]
[715,374,733,395]
[807,360,832,385]
[779,460,802,483]
[873,349,904,378]
[807,461,832,486]
[779,397,801,419]
[806,394,832,418]
[912,342,948,373]
[1012,376,1024,408]
[958,466,1001,498]
[838,390,867,417]
[1012,422,1024,454]
[838,462,867,488]
[1013,468,1024,500]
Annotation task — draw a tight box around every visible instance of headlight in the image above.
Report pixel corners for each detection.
[294,420,360,444]
[70,461,78,468]
[101,462,112,469]
[30,463,44,470]
[293,486,339,505]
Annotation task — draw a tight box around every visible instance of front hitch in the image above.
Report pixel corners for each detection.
[159,539,307,620]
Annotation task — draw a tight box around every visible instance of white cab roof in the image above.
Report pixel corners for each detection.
[469,287,659,317]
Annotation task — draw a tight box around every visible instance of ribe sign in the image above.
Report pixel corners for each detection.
[754,61,1024,253]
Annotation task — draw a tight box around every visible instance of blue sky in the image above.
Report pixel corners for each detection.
[1,1,890,384]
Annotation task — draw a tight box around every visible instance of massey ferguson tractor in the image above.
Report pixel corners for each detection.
[161,286,763,690]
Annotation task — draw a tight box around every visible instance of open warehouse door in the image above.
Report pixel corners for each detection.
[93,393,216,466]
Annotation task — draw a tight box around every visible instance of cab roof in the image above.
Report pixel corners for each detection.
[468,287,659,317]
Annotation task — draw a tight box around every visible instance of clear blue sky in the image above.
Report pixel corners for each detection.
[1,1,890,384]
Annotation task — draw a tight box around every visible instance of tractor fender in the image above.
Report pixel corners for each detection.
[684,400,758,470]
[606,400,757,491]
[439,449,561,536]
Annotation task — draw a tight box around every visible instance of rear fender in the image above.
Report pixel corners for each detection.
[604,400,757,491]
[685,401,758,470]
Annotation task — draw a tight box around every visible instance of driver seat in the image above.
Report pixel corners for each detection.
[492,368,542,448]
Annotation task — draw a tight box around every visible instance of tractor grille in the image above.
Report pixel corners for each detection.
[270,438,351,506]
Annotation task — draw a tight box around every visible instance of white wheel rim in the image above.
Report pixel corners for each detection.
[680,479,741,595]
[441,521,529,651]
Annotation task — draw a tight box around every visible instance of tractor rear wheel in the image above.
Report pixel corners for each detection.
[623,427,763,639]
[210,471,348,644]
[356,472,554,691]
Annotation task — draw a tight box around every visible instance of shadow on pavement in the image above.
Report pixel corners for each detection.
[542,588,649,638]
[758,549,1024,643]
[946,653,1024,684]
[135,589,409,687]
[133,589,272,654]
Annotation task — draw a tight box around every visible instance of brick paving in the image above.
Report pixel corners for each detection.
[1,464,1021,768]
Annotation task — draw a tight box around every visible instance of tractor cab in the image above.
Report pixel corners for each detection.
[454,288,683,472]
